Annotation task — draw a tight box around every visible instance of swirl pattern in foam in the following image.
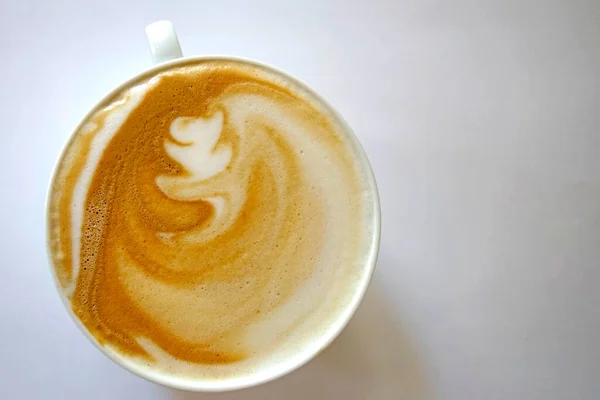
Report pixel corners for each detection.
[48,60,374,380]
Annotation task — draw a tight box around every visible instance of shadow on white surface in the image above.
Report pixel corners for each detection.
[161,267,429,399]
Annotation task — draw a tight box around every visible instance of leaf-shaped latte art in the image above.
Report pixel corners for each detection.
[158,111,231,194]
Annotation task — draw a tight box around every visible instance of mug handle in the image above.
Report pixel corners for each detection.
[145,20,183,64]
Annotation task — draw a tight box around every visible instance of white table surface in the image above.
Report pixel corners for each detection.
[1,1,599,399]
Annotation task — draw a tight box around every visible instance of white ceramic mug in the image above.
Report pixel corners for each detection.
[48,20,381,392]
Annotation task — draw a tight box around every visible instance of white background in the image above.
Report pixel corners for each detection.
[1,1,599,399]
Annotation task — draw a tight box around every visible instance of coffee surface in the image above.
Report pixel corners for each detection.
[49,60,374,380]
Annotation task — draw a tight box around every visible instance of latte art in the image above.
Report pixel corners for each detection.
[49,61,373,379]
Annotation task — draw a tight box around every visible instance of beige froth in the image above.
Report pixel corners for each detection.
[48,60,373,380]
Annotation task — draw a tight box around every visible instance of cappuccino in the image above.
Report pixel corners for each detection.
[48,59,375,382]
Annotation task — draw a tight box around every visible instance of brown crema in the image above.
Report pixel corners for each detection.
[48,60,363,367]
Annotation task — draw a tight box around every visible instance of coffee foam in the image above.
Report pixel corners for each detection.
[48,60,375,382]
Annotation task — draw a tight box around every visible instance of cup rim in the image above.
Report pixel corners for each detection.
[46,54,381,392]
